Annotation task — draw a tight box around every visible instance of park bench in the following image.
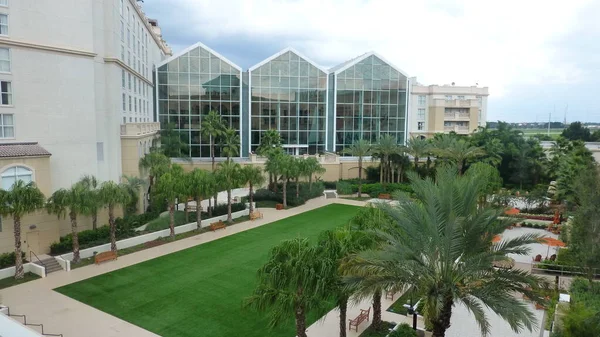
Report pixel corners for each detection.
[210,220,226,231]
[378,193,391,200]
[385,291,394,300]
[276,203,284,210]
[95,251,117,265]
[348,307,370,332]
[250,211,263,220]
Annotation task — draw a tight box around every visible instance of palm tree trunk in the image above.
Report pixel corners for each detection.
[358,157,363,198]
[269,173,274,191]
[414,157,419,173]
[92,210,98,230]
[13,215,24,279]
[339,298,348,337]
[309,174,313,191]
[208,197,212,217]
[169,203,175,239]
[249,183,254,214]
[379,161,383,184]
[372,290,382,331]
[227,189,232,224]
[432,295,454,337]
[295,300,308,337]
[109,205,117,252]
[184,200,189,223]
[295,177,299,198]
[195,197,202,230]
[70,212,80,264]
[283,179,288,208]
[458,161,464,176]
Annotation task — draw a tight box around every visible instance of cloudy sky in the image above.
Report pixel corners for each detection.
[142,0,599,123]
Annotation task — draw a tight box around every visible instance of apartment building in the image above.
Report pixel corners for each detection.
[0,0,170,255]
[408,78,488,138]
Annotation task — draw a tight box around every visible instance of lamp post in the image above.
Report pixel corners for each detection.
[403,298,420,330]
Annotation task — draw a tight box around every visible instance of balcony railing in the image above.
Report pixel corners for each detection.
[444,125,470,133]
[432,99,478,108]
[120,122,160,136]
[444,112,471,120]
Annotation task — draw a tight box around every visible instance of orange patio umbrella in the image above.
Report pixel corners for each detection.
[538,237,566,257]
[505,208,520,216]
[492,235,502,243]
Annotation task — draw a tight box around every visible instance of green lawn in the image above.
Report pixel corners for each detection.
[55,204,360,337]
[0,272,40,290]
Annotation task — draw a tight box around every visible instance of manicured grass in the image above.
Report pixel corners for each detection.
[0,272,40,290]
[55,204,360,337]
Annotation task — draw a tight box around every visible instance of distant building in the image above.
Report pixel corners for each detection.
[408,78,488,138]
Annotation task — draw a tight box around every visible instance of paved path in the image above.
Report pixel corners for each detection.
[0,197,366,337]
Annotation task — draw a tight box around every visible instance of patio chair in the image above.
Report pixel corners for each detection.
[533,254,542,262]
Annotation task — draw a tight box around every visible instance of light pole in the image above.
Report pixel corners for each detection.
[403,298,421,330]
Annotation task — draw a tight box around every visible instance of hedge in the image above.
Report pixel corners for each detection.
[50,212,160,255]
[352,183,413,197]
[0,252,26,269]
[253,182,325,207]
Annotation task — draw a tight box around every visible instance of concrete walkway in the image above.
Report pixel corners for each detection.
[0,197,366,337]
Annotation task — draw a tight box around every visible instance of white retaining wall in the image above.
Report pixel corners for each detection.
[55,256,70,271]
[0,263,46,280]
[60,208,250,262]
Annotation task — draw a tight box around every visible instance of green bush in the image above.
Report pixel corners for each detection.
[0,252,26,269]
[389,324,418,337]
[351,183,413,197]
[322,181,337,189]
[336,181,353,195]
[252,182,324,207]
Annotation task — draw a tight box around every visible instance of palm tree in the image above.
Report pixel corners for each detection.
[431,136,485,175]
[257,129,283,188]
[201,110,225,215]
[79,175,102,230]
[343,139,372,197]
[264,148,285,192]
[374,134,399,185]
[46,183,89,263]
[343,167,548,337]
[153,165,186,239]
[98,181,131,251]
[188,169,213,229]
[220,127,240,159]
[240,165,265,214]
[290,157,303,198]
[121,175,146,216]
[138,150,170,187]
[217,160,242,224]
[0,181,45,279]
[319,229,377,337]
[405,137,430,173]
[302,157,325,191]
[245,238,332,337]
[278,154,295,208]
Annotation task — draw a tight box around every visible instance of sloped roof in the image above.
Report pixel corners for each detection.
[156,41,242,71]
[328,52,369,73]
[249,47,329,74]
[0,142,51,158]
[329,51,409,77]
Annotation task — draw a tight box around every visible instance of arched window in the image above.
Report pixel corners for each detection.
[1,166,33,190]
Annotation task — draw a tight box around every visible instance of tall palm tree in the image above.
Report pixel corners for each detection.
[217,159,242,224]
[405,137,430,172]
[257,129,283,188]
[121,175,146,216]
[79,175,102,229]
[343,167,548,337]
[240,165,265,215]
[302,157,325,191]
[201,110,225,215]
[0,181,45,279]
[188,169,213,229]
[290,157,303,198]
[245,238,332,337]
[46,183,89,263]
[374,134,399,185]
[98,181,131,252]
[264,148,285,192]
[220,127,240,159]
[342,139,372,197]
[278,154,295,208]
[319,229,377,337]
[138,150,170,187]
[153,164,186,239]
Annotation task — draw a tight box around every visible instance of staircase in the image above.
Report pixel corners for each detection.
[33,258,63,274]
[324,191,338,199]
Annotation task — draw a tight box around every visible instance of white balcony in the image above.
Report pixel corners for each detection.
[444,112,471,121]
[120,122,160,137]
[432,99,479,108]
[444,125,471,134]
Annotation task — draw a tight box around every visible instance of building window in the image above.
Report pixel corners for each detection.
[122,70,125,88]
[120,0,123,15]
[129,96,132,111]
[0,81,12,105]
[0,48,9,72]
[128,73,132,90]
[457,95,465,100]
[123,117,126,124]
[0,14,7,35]
[445,95,452,101]
[0,0,7,7]
[479,109,482,120]
[122,93,126,111]
[134,78,137,93]
[121,22,124,42]
[1,166,33,190]
[477,96,482,106]
[417,108,425,120]
[0,113,13,138]
[418,95,426,106]
[134,99,137,112]
[417,122,424,131]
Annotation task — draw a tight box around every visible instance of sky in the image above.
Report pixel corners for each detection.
[142,0,600,123]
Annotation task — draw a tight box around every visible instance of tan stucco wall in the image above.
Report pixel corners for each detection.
[0,156,52,196]
[121,134,158,213]
[0,207,115,255]
[428,106,445,133]
[469,107,479,132]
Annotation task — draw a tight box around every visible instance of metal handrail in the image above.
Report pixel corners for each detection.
[6,307,63,337]
[532,262,600,278]
[29,250,45,268]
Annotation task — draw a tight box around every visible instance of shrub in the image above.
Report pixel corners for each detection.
[322,181,337,189]
[336,181,353,195]
[389,324,418,337]
[252,182,324,207]
[351,183,413,197]
[0,252,26,269]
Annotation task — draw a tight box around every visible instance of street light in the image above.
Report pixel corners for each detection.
[403,298,421,330]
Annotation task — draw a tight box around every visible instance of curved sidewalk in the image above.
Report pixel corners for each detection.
[0,197,366,337]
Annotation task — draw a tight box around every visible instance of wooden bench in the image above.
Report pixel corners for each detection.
[276,203,284,210]
[95,251,117,265]
[250,211,263,220]
[385,291,394,300]
[210,220,226,231]
[348,307,370,332]
[378,193,391,200]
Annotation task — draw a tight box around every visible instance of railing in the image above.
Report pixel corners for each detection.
[432,98,478,108]
[531,263,600,278]
[443,125,470,133]
[444,113,471,120]
[120,122,160,136]
[30,250,44,268]
[5,307,64,337]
